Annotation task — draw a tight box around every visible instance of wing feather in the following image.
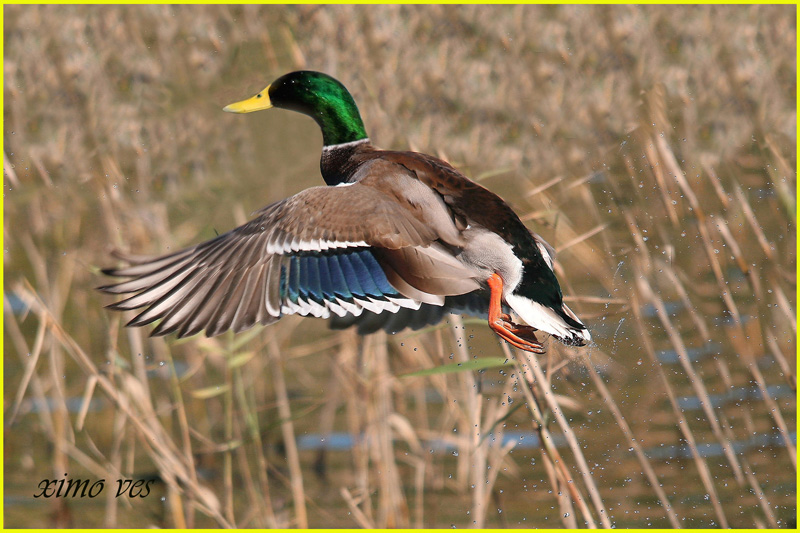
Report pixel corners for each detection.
[100,181,476,338]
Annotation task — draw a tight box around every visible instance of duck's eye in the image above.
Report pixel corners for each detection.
[256,94,262,98]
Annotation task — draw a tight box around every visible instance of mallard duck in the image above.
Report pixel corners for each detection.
[100,71,591,353]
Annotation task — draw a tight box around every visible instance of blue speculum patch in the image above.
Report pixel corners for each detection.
[279,249,399,307]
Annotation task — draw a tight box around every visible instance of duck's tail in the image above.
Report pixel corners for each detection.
[505,294,591,346]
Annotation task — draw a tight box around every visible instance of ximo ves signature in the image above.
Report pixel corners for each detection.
[34,474,154,499]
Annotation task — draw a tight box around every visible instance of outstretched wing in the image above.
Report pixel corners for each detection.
[99,181,480,338]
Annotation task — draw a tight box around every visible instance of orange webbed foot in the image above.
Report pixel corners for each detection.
[486,274,546,354]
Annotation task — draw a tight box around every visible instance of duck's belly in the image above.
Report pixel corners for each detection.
[457,225,523,296]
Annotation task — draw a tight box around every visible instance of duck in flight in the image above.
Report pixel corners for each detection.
[100,71,591,353]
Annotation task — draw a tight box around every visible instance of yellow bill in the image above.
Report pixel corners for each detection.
[223,86,272,113]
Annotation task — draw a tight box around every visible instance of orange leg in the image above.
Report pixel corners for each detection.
[487,273,545,354]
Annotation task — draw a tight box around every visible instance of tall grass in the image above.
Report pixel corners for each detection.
[4,4,795,528]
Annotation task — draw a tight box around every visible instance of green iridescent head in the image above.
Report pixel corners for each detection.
[224,70,368,147]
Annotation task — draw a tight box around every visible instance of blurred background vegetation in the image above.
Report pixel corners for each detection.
[4,4,796,528]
